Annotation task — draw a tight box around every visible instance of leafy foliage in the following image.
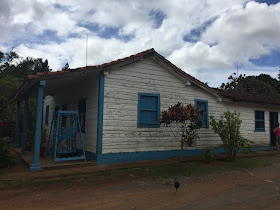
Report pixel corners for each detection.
[204,147,214,163]
[62,62,70,70]
[0,138,15,168]
[160,102,204,161]
[0,53,51,79]
[0,50,51,138]
[0,50,52,168]
[209,111,254,161]
[220,73,280,97]
[0,76,21,136]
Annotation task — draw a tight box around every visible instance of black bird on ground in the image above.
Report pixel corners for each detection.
[174,177,180,191]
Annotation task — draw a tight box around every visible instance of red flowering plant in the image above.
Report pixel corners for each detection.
[160,102,204,162]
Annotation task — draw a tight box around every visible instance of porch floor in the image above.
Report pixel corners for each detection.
[14,148,91,169]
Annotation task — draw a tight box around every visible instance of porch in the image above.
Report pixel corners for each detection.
[12,68,104,172]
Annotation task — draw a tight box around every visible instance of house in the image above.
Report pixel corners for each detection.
[13,48,280,171]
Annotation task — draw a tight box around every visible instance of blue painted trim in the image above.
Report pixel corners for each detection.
[14,101,20,148]
[138,92,160,128]
[30,80,46,171]
[95,146,273,165]
[254,110,265,132]
[21,96,29,155]
[96,72,104,155]
[194,99,209,128]
[55,156,86,162]
[250,146,271,151]
[29,164,41,172]
[40,80,46,86]
[76,148,97,160]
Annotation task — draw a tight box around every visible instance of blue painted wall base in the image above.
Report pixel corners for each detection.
[29,163,41,172]
[83,146,272,165]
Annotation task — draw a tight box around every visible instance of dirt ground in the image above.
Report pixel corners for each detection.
[1,155,280,209]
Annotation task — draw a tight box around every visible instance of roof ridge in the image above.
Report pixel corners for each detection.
[28,48,156,79]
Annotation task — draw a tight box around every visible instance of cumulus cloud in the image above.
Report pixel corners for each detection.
[201,1,280,65]
[1,0,280,87]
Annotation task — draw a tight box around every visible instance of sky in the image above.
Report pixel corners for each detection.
[1,0,280,87]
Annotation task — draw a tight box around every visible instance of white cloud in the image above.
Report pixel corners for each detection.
[1,0,280,88]
[201,1,280,64]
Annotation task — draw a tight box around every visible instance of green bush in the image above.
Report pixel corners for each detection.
[210,110,254,161]
[0,139,15,168]
[204,147,214,163]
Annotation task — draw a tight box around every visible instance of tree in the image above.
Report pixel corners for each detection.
[0,50,51,138]
[209,111,254,161]
[220,73,280,97]
[0,51,51,79]
[62,62,70,70]
[0,51,4,63]
[160,102,204,162]
[220,73,246,90]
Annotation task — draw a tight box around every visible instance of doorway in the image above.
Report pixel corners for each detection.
[270,111,278,146]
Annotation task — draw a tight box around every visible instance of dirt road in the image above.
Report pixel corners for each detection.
[1,157,280,209]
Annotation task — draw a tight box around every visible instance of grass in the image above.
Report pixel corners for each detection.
[0,156,273,190]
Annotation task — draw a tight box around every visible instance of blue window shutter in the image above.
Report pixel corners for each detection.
[255,110,265,131]
[195,99,209,128]
[138,93,160,128]
[45,105,49,125]
[78,98,86,132]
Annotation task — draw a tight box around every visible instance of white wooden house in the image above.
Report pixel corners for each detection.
[13,48,280,170]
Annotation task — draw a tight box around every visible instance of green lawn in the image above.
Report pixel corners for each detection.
[0,156,273,190]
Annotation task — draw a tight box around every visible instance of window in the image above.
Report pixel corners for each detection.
[255,110,265,131]
[45,105,49,125]
[78,98,86,133]
[61,104,67,127]
[138,93,160,128]
[195,99,209,128]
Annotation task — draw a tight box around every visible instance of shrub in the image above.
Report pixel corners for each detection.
[209,110,254,161]
[161,102,204,162]
[204,147,214,163]
[0,138,15,168]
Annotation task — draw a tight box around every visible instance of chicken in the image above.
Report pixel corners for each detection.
[174,177,180,191]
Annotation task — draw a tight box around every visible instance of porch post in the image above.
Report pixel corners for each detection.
[21,96,29,155]
[30,80,46,171]
[96,72,104,155]
[14,101,20,148]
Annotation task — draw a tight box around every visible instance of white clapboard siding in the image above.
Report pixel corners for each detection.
[42,73,99,153]
[102,57,280,154]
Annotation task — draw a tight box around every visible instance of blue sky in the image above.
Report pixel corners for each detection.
[0,0,280,87]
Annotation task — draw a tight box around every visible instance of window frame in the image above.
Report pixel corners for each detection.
[194,99,209,128]
[255,110,265,132]
[45,105,49,125]
[78,98,87,133]
[138,93,160,128]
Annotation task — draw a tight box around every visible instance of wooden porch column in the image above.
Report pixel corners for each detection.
[14,101,20,148]
[21,96,29,155]
[30,80,46,171]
